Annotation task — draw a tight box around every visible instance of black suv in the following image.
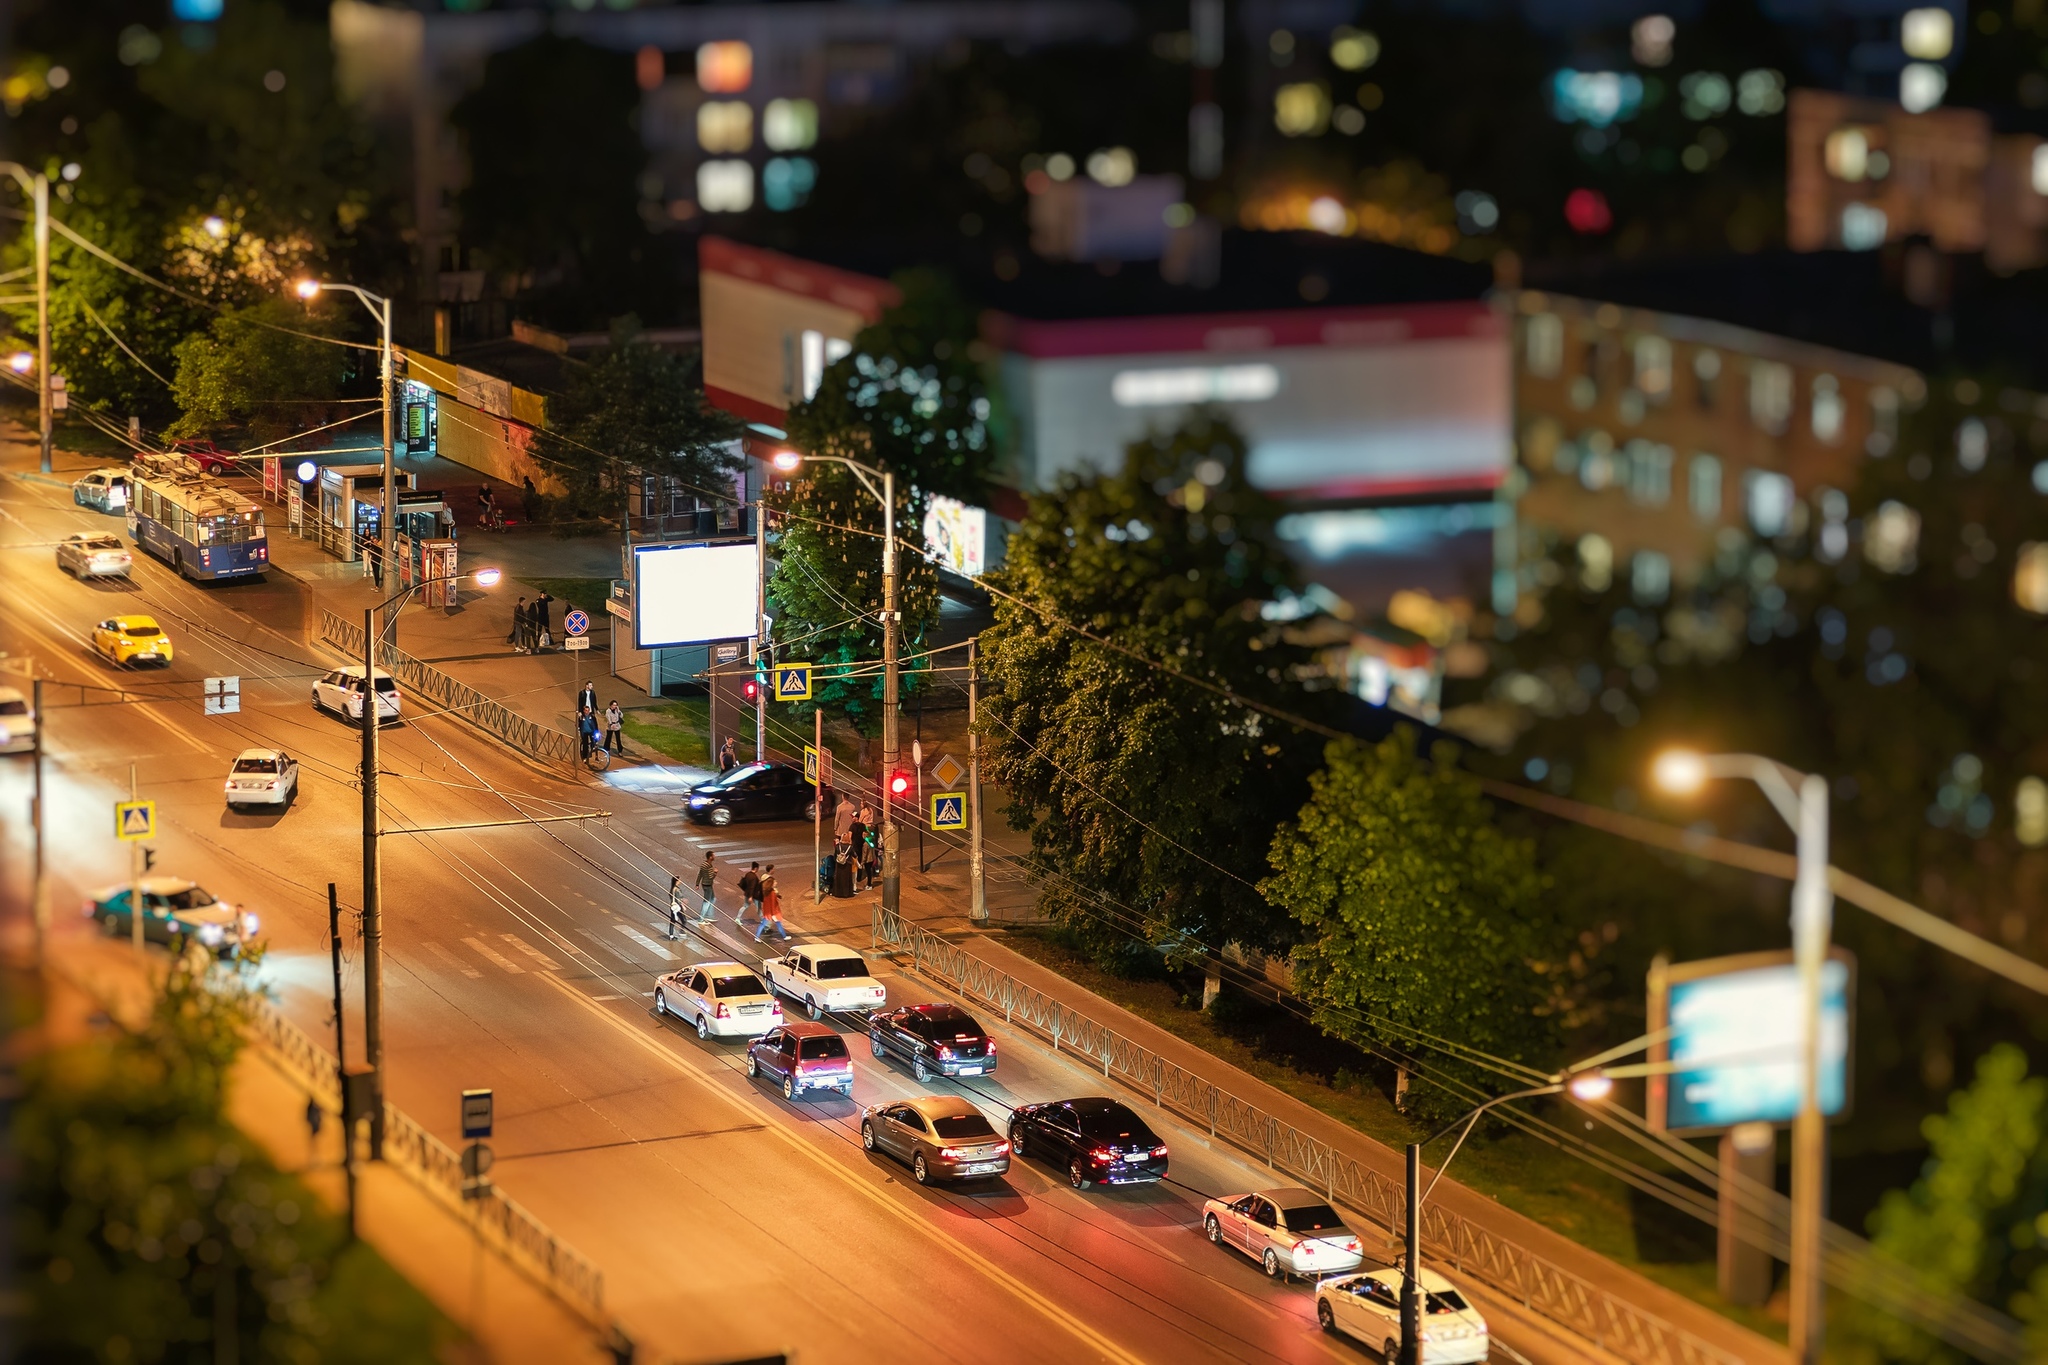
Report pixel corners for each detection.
[868,1003,998,1082]
[684,761,817,825]
[1009,1096,1170,1189]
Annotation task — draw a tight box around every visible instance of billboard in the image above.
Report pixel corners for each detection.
[923,494,988,578]
[1648,949,1854,1135]
[633,542,760,650]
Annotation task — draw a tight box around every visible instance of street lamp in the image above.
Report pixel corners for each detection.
[1653,747,1831,1365]
[771,447,905,917]
[357,566,501,1158]
[295,279,395,587]
[0,162,51,472]
[1396,1068,1613,1364]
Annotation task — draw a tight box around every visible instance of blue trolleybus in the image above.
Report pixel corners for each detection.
[127,454,269,581]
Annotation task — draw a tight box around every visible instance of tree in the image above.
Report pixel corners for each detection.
[1264,730,1561,1106]
[166,300,349,444]
[1836,1045,2048,1363]
[539,323,743,523]
[977,411,1330,961]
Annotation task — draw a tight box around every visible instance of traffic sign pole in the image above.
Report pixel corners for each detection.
[129,764,142,955]
[813,708,823,906]
[969,637,986,925]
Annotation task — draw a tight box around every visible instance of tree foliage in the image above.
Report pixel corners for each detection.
[539,323,743,522]
[166,300,349,443]
[1265,730,1561,1101]
[977,411,1329,959]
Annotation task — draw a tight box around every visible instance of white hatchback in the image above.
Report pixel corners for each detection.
[225,748,299,810]
[654,961,783,1039]
[1315,1267,1489,1364]
[313,665,401,722]
[762,942,888,1018]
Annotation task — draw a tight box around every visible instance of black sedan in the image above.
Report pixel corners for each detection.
[1009,1096,1170,1189]
[684,761,818,826]
[868,1002,998,1082]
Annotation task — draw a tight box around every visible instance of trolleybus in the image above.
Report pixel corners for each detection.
[127,454,269,581]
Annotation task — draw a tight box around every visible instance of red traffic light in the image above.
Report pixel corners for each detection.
[741,678,761,702]
[887,771,911,797]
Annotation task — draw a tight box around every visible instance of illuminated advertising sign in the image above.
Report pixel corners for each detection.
[632,542,760,650]
[923,494,988,579]
[1648,950,1854,1134]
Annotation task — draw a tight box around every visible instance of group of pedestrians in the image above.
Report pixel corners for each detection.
[819,792,880,898]
[573,680,624,760]
[668,850,788,942]
[509,592,556,654]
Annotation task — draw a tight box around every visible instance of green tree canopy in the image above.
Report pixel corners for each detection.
[166,300,350,444]
[1264,730,1561,1103]
[977,411,1330,959]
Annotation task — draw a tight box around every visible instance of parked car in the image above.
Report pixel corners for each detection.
[653,961,782,1039]
[91,614,172,667]
[225,748,299,811]
[746,1021,856,1100]
[867,1002,997,1082]
[1008,1096,1169,1189]
[859,1095,1011,1185]
[312,665,401,723]
[167,439,238,476]
[1316,1267,1490,1363]
[683,761,817,826]
[71,467,129,511]
[762,943,887,1018]
[1201,1188,1366,1281]
[0,685,33,754]
[57,532,133,578]
[84,877,260,957]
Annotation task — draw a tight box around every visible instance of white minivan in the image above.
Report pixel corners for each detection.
[312,665,402,722]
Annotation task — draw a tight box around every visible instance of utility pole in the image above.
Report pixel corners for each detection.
[754,491,768,762]
[1400,1143,1423,1365]
[33,170,49,474]
[377,294,393,593]
[1787,773,1832,1364]
[814,707,823,906]
[880,469,900,916]
[130,763,143,955]
[361,606,385,1158]
[967,637,986,925]
[328,884,357,1241]
[31,676,47,954]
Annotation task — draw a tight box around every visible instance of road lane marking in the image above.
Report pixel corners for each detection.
[462,935,525,973]
[614,924,678,960]
[531,971,1149,1365]
[422,940,483,979]
[500,932,563,969]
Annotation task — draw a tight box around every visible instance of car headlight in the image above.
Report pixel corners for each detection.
[198,923,224,945]
[688,796,712,806]
[242,912,260,934]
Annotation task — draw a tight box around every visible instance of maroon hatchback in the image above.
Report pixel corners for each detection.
[746,1021,856,1100]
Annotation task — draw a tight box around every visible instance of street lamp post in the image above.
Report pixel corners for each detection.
[358,566,501,1158]
[1654,749,1831,1365]
[771,448,902,916]
[296,280,394,587]
[0,163,52,472]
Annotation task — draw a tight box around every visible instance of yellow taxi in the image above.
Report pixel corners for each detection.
[91,614,174,667]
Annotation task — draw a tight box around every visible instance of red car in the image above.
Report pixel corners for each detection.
[165,439,239,476]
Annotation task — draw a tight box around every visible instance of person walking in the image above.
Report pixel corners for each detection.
[737,860,762,927]
[830,842,855,899]
[666,874,685,940]
[694,850,718,922]
[604,700,624,755]
[477,484,495,526]
[718,736,738,773]
[521,475,538,522]
[753,868,788,942]
[509,596,527,650]
[849,804,873,890]
[436,504,458,542]
[833,788,856,843]
[578,680,597,719]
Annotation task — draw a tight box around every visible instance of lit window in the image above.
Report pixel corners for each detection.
[1632,334,1671,399]
[1745,469,1795,537]
[763,157,816,211]
[1958,417,1989,471]
[1679,72,1731,119]
[1736,69,1784,116]
[1841,203,1887,251]
[2018,776,2048,846]
[763,98,818,151]
[1330,27,1379,71]
[697,41,752,94]
[1628,440,1673,505]
[1578,534,1614,591]
[1111,365,1282,407]
[1631,550,1671,604]
[1901,62,1946,113]
[1901,7,1954,60]
[697,101,752,154]
[1868,386,1898,456]
[799,330,853,400]
[1811,375,1844,443]
[1274,83,1330,137]
[1525,313,1563,377]
[697,160,753,213]
[1693,349,1720,409]
[1552,70,1644,126]
[1688,453,1722,521]
[2033,145,2048,197]
[1631,15,1674,67]
[1824,127,1868,181]
[1749,360,1792,433]
[1086,146,1137,186]
[1866,500,1921,572]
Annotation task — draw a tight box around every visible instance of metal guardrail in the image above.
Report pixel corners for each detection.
[243,995,609,1327]
[320,609,579,767]
[872,905,1747,1365]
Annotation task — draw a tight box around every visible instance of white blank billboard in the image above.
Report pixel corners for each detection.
[634,542,759,650]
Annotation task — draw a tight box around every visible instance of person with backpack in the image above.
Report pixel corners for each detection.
[737,861,763,927]
[753,867,788,942]
[605,700,625,755]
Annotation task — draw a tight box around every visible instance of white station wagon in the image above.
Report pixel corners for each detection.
[1315,1267,1490,1364]
[654,961,783,1039]
[312,665,401,722]
[762,943,887,1018]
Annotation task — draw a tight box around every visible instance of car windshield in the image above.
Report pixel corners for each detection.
[0,699,26,717]
[123,624,163,637]
[233,758,279,774]
[85,537,122,550]
[1427,1291,1471,1314]
[163,887,216,911]
[372,677,398,693]
[931,1114,997,1139]
[798,1035,849,1060]
[1077,1107,1155,1141]
[923,1007,978,1033]
[712,973,767,998]
[814,956,868,980]
[1282,1204,1348,1233]
[702,763,767,791]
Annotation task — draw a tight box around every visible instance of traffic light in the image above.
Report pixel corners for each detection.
[887,770,911,798]
[741,676,761,703]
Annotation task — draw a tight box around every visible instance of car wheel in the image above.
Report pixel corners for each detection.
[913,1154,931,1186]
[746,1054,759,1078]
[861,1122,876,1151]
[1010,1125,1027,1159]
[870,1034,886,1059]
[1317,1300,1336,1334]
[802,800,817,821]
[1383,1340,1398,1363]
[656,989,673,1017]
[1263,1248,1283,1280]
[782,1075,797,1101]
[1069,1160,1090,1190]
[912,1054,931,1083]
[709,806,733,826]
[1205,1214,1223,1245]
[102,913,120,937]
[806,996,821,1020]
[695,1014,711,1040]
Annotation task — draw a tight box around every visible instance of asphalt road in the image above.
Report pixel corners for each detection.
[1,469,1539,1365]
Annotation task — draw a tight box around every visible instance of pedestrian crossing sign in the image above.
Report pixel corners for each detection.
[115,800,156,842]
[774,663,813,701]
[929,791,967,832]
[803,743,819,787]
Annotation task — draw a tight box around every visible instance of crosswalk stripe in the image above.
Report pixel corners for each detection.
[614,923,679,961]
[499,933,562,969]
[462,935,524,973]
[422,940,482,979]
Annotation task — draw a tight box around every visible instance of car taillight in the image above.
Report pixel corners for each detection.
[984,1038,996,1055]
[715,1003,730,1018]
[1345,1239,1360,1252]
[992,1140,1011,1157]
[1151,1145,1170,1158]
[936,1045,954,1059]
[1089,1145,1115,1162]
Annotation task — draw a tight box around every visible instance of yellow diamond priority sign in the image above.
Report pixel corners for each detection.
[115,799,156,842]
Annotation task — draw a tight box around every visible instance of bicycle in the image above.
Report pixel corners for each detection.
[585,744,611,772]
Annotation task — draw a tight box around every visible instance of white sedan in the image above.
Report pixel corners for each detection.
[225,748,299,810]
[1201,1187,1366,1281]
[56,532,133,578]
[654,961,783,1039]
[0,686,32,754]
[762,943,888,1018]
[1316,1267,1490,1364]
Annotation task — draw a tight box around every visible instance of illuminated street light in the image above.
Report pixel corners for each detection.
[294,277,322,301]
[8,351,31,373]
[296,459,319,482]
[1651,748,1708,795]
[771,449,803,473]
[473,566,502,589]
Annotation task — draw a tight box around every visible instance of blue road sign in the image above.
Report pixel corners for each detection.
[774,663,813,701]
[929,791,967,831]
[563,608,591,637]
